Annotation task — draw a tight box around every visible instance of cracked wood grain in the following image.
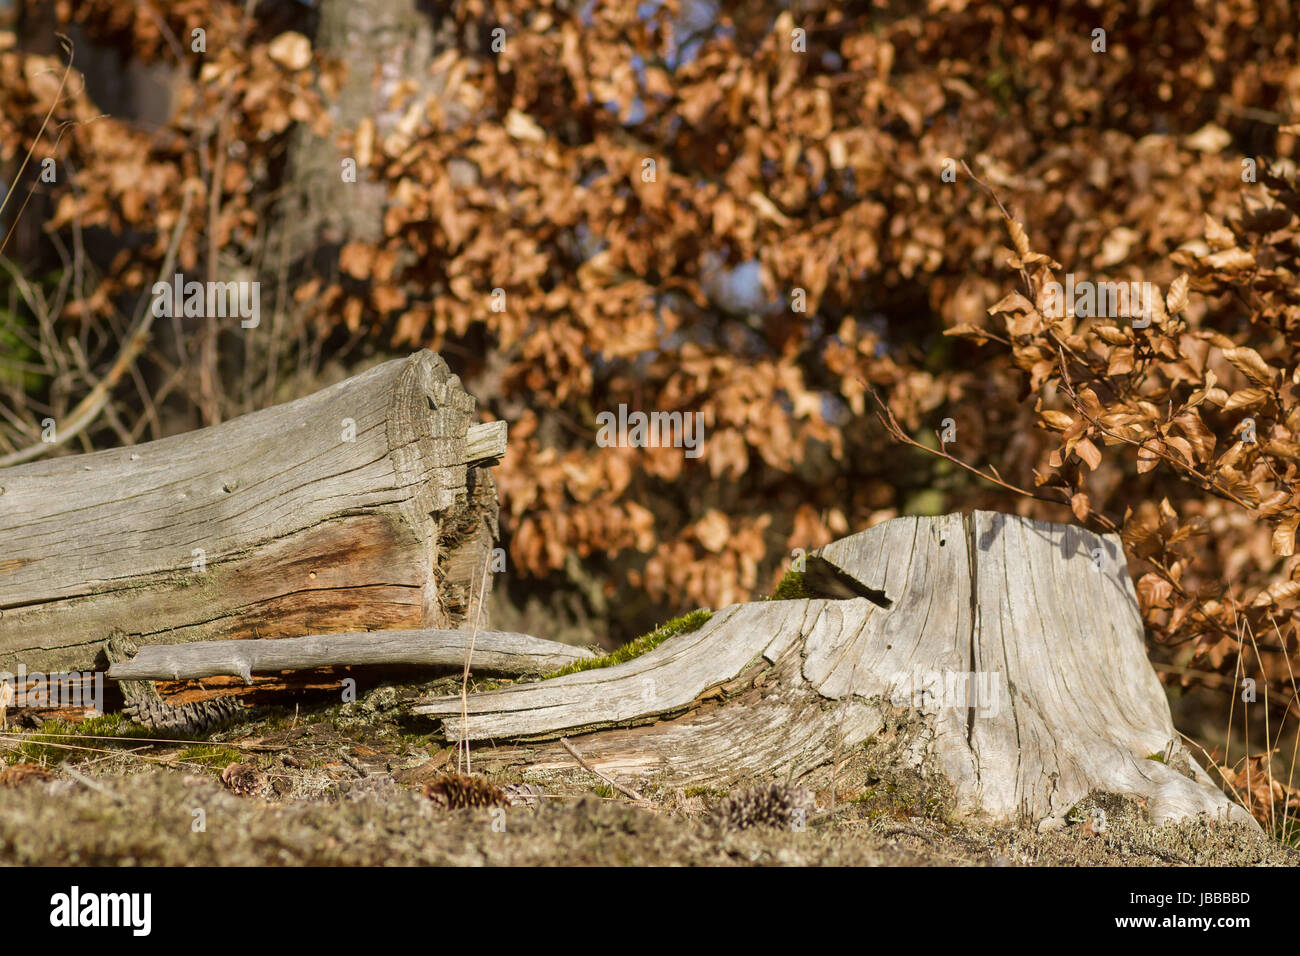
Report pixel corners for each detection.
[0,350,505,673]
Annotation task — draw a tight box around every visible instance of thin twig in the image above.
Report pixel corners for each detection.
[0,730,282,751]
[1267,613,1300,842]
[1240,616,1277,832]
[0,35,75,251]
[860,376,1077,512]
[1176,730,1251,814]
[559,736,646,802]
[338,749,367,777]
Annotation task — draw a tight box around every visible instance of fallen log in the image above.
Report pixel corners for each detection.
[414,511,1257,830]
[106,629,594,682]
[0,350,504,674]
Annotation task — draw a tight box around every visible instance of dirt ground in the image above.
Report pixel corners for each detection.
[0,684,1292,867]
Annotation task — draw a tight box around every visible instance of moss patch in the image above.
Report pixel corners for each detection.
[768,569,813,600]
[542,609,713,679]
[175,745,243,770]
[8,714,156,765]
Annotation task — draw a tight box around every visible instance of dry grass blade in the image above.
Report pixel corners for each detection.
[457,554,492,775]
[0,35,75,252]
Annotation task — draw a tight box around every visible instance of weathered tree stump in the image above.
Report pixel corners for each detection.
[0,350,504,675]
[415,512,1255,830]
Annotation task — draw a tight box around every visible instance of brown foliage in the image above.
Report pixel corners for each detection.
[945,169,1300,719]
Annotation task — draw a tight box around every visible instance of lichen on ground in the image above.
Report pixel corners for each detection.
[0,690,1290,866]
[0,763,1288,867]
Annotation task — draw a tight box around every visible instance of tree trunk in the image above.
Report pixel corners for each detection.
[275,0,448,256]
[0,350,504,674]
[415,512,1256,830]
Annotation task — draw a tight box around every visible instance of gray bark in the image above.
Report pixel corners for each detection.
[275,0,450,254]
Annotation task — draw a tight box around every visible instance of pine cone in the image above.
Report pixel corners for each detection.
[0,762,54,788]
[716,783,815,830]
[423,774,510,809]
[220,761,263,796]
[123,695,249,736]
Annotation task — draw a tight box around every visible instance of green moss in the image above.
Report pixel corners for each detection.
[9,714,155,764]
[12,726,75,765]
[768,569,812,600]
[903,489,946,516]
[76,713,154,739]
[542,609,713,679]
[1066,803,1092,824]
[175,745,242,769]
[1146,752,1166,763]
[683,785,726,798]
[0,297,49,391]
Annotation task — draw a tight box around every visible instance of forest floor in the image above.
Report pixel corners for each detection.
[0,682,1292,867]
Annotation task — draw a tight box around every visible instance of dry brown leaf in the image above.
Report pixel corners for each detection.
[1075,437,1102,471]
[694,510,730,554]
[268,32,312,71]
[1004,218,1031,259]
[1223,347,1276,387]
[1223,388,1269,411]
[1165,274,1189,316]
[1272,514,1300,557]
[1251,579,1300,608]
[505,109,546,143]
[1040,410,1074,430]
